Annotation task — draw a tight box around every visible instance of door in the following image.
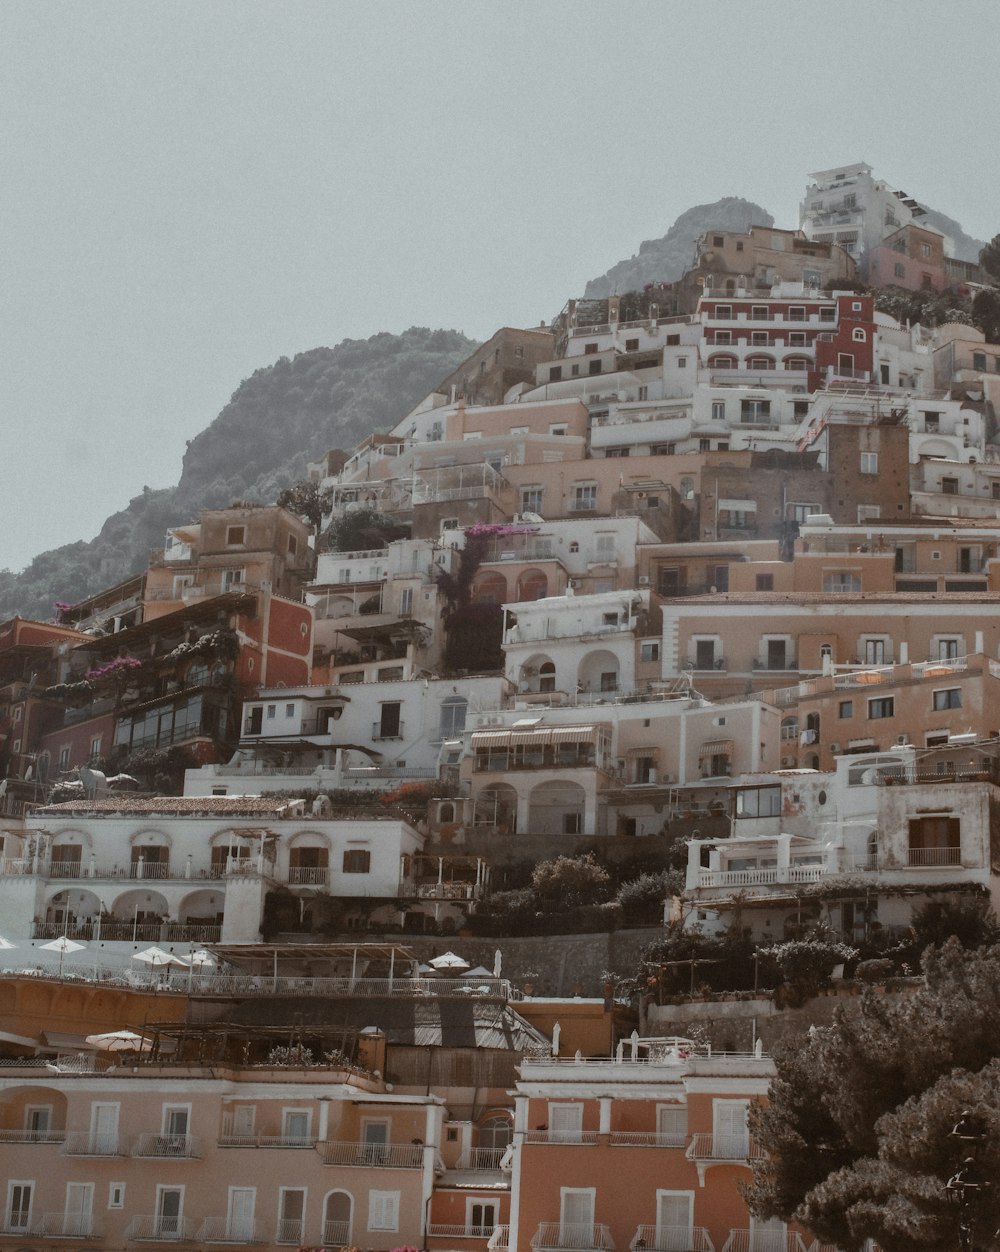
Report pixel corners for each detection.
[323,1192,352,1245]
[64,1183,94,1237]
[656,1192,693,1252]
[469,1201,497,1236]
[549,1103,583,1143]
[278,1189,305,1244]
[362,1120,388,1164]
[713,1099,750,1159]
[559,1189,594,1249]
[283,1109,311,1145]
[7,1184,31,1232]
[25,1106,51,1142]
[90,1103,119,1154]
[155,1187,183,1237]
[656,1105,688,1147]
[163,1107,189,1153]
[767,639,786,670]
[227,1187,256,1241]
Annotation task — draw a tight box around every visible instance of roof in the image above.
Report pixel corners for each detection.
[31,796,294,817]
[222,995,550,1052]
[664,592,1000,606]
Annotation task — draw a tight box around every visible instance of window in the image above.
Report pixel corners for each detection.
[285,703,295,718]
[714,331,731,345]
[711,400,726,421]
[713,235,724,247]
[282,1109,312,1145]
[467,1201,498,1236]
[736,786,781,818]
[439,697,467,738]
[640,641,660,662]
[221,566,245,591]
[572,484,597,511]
[788,503,819,523]
[860,452,878,474]
[788,332,806,346]
[109,1183,125,1209]
[343,848,372,874]
[941,477,959,495]
[853,327,867,342]
[549,366,562,382]
[862,639,888,665]
[7,1182,32,1233]
[58,745,71,771]
[839,700,854,718]
[287,534,298,556]
[823,572,861,592]
[752,306,767,319]
[755,573,774,591]
[868,696,895,720]
[933,688,962,710]
[936,638,961,660]
[226,525,246,546]
[973,352,987,371]
[694,639,716,669]
[714,305,732,320]
[521,486,543,513]
[399,587,413,616]
[625,338,639,351]
[921,242,931,258]
[549,424,568,436]
[559,1188,595,1245]
[583,343,598,355]
[751,331,768,346]
[588,359,602,375]
[677,356,687,368]
[369,1191,400,1232]
[278,1189,306,1245]
[741,399,771,424]
[155,1186,184,1238]
[377,703,402,738]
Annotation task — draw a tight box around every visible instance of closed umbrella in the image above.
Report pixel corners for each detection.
[39,935,86,977]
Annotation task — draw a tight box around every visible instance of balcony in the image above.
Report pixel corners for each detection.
[686,1134,765,1163]
[133,1133,202,1159]
[530,1223,615,1251]
[524,1130,600,1145]
[125,1216,200,1243]
[218,1133,316,1149]
[608,1131,688,1148]
[720,1233,809,1252]
[0,1128,65,1144]
[275,1217,304,1245]
[697,869,779,889]
[287,866,329,886]
[34,1213,101,1238]
[316,1140,424,1168]
[198,1217,267,1244]
[429,1225,500,1240]
[488,1227,510,1252]
[322,1220,352,1245]
[631,1225,715,1252]
[63,1131,129,1157]
[907,847,961,867]
[454,1146,509,1169]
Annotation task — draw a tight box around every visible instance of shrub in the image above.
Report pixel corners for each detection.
[762,937,858,1006]
[532,853,611,907]
[856,958,895,984]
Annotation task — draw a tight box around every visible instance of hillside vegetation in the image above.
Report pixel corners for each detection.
[0,328,476,622]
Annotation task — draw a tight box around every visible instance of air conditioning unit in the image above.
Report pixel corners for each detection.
[638,575,651,586]
[829,742,840,753]
[569,578,581,588]
[896,733,911,745]
[781,756,795,767]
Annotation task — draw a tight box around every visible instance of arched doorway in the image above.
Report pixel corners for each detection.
[323,1191,353,1246]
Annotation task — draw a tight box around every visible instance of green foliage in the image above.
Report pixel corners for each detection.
[747,941,1000,1249]
[441,601,504,673]
[874,286,973,328]
[761,935,858,1006]
[639,926,759,997]
[326,508,408,553]
[979,233,1000,283]
[616,871,684,924]
[909,893,1000,952]
[531,853,612,906]
[971,287,1000,342]
[276,479,333,539]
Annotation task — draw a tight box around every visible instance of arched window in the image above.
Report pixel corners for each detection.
[539,661,556,693]
[438,801,456,824]
[786,357,810,371]
[747,356,774,370]
[708,355,737,369]
[852,328,867,342]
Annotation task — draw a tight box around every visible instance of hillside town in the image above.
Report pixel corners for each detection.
[3,161,1000,1251]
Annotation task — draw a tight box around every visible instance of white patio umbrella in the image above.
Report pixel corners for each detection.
[428,951,470,971]
[39,935,86,977]
[132,946,188,967]
[84,1029,152,1053]
[0,936,17,950]
[185,948,215,990]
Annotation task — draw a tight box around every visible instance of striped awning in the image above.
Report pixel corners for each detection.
[550,726,599,744]
[472,726,600,749]
[698,739,734,757]
[471,731,512,748]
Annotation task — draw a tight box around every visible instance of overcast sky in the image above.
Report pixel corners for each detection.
[3,0,1000,572]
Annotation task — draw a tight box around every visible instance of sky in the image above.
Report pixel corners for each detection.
[3,0,1000,572]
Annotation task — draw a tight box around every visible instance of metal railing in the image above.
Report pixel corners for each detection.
[631,1225,715,1251]
[0,1127,65,1143]
[524,1129,600,1145]
[62,1131,130,1156]
[609,1131,688,1148]
[287,866,329,885]
[455,1146,509,1169]
[316,1140,424,1168]
[133,1133,202,1158]
[34,1212,100,1237]
[720,1232,810,1252]
[488,1226,510,1252]
[907,847,961,867]
[686,1133,765,1162]
[275,1217,304,1244]
[530,1223,615,1251]
[198,1216,267,1244]
[322,1220,352,1245]
[124,1215,200,1242]
[429,1224,499,1239]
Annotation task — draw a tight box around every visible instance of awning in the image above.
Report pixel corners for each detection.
[471,731,512,748]
[698,739,734,757]
[43,1030,96,1051]
[719,499,756,511]
[626,745,660,758]
[550,726,599,744]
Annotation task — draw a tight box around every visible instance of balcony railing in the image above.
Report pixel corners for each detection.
[218,1133,316,1149]
[687,1133,765,1162]
[631,1225,715,1252]
[609,1131,688,1148]
[0,1217,32,1235]
[697,869,779,889]
[198,1217,267,1244]
[322,1220,352,1245]
[524,1129,600,1145]
[275,1217,304,1245]
[907,847,961,867]
[133,1133,202,1159]
[720,1232,810,1252]
[34,1212,100,1238]
[455,1146,509,1169]
[0,1128,65,1144]
[316,1140,424,1168]
[63,1131,129,1157]
[124,1215,200,1242]
[287,866,329,886]
[530,1223,615,1251]
[429,1225,499,1239]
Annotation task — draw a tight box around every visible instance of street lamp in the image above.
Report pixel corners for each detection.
[946,1110,990,1252]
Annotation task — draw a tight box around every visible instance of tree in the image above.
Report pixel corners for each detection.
[325,507,407,553]
[979,233,1000,285]
[531,853,611,907]
[277,479,333,542]
[972,287,1000,344]
[747,941,1000,1250]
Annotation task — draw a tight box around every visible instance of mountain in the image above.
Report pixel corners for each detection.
[583,197,775,297]
[920,206,984,264]
[0,328,477,622]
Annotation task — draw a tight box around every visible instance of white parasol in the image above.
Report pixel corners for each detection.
[39,935,86,976]
[132,946,188,968]
[85,1029,152,1053]
[428,951,470,971]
